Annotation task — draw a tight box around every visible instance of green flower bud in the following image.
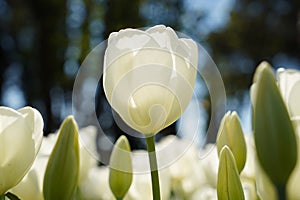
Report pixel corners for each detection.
[216,111,247,173]
[217,146,245,200]
[43,116,80,200]
[109,135,132,199]
[251,61,297,186]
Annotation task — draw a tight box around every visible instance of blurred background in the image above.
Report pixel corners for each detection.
[1,0,300,149]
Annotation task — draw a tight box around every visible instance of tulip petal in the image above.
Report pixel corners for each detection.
[146,25,179,50]
[18,107,43,155]
[0,107,23,133]
[277,68,300,117]
[0,107,36,194]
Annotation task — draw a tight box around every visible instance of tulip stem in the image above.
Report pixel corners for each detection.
[276,184,286,200]
[0,194,5,200]
[146,135,161,200]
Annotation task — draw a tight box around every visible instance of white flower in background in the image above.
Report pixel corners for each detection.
[10,126,98,199]
[79,166,114,200]
[277,68,300,118]
[125,167,170,200]
[103,24,197,135]
[198,144,219,188]
[277,68,300,199]
[157,135,206,199]
[0,106,43,195]
[9,155,47,200]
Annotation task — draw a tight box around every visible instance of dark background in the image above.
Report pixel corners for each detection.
[1,0,300,148]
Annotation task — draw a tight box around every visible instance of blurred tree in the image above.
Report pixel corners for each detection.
[208,0,300,95]
[29,0,68,133]
[3,0,299,145]
[0,0,68,133]
[104,0,145,37]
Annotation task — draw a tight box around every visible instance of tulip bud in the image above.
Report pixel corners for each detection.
[251,61,297,186]
[216,111,247,173]
[43,116,80,200]
[109,135,132,199]
[217,146,245,200]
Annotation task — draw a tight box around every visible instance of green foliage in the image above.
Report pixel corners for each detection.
[217,146,245,200]
[251,61,297,186]
[43,116,80,200]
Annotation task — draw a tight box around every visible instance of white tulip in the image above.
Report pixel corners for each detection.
[125,168,170,200]
[157,135,206,199]
[191,186,218,200]
[9,155,48,200]
[277,68,300,199]
[277,68,300,117]
[79,166,114,200]
[103,25,198,135]
[198,144,219,188]
[0,106,43,195]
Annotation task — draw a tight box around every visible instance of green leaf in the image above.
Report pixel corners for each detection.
[217,146,245,200]
[251,61,297,186]
[216,111,247,173]
[43,116,80,200]
[109,135,132,199]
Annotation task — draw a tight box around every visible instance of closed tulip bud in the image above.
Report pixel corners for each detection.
[0,106,43,195]
[217,146,245,200]
[109,135,132,199]
[43,116,80,200]
[216,111,247,173]
[103,25,197,135]
[251,61,297,186]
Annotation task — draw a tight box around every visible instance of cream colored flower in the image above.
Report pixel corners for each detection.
[157,135,206,199]
[0,106,43,195]
[125,168,170,200]
[79,166,114,200]
[277,68,300,200]
[103,25,198,135]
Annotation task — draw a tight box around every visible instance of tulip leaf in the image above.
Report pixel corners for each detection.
[217,146,245,200]
[252,62,297,186]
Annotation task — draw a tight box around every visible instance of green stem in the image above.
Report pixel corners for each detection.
[146,135,161,200]
[0,194,5,200]
[276,184,286,200]
[116,198,123,200]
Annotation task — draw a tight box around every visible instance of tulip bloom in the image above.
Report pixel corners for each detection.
[0,106,43,195]
[277,68,300,199]
[103,24,197,135]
